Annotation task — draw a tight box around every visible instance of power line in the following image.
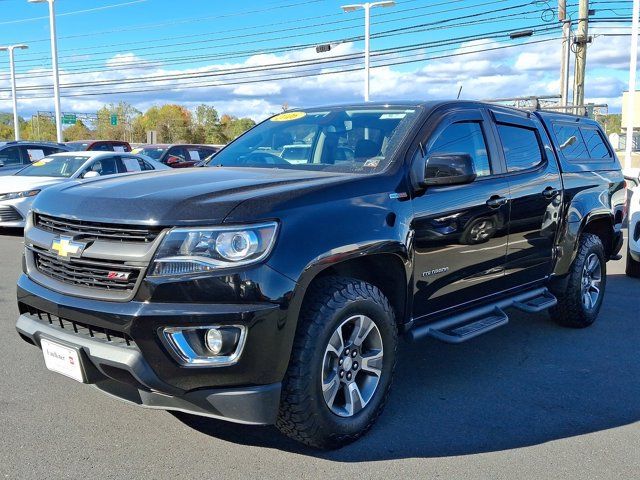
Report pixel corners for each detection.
[6,33,561,100]
[0,21,561,91]
[5,0,529,68]
[3,1,553,76]
[1,7,554,81]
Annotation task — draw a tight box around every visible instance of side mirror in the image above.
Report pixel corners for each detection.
[0,160,5,167]
[166,156,180,165]
[423,153,477,186]
[83,171,100,179]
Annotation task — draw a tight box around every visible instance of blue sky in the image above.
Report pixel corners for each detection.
[0,0,635,120]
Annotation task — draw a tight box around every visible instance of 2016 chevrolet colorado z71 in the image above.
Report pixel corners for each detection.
[15,101,625,449]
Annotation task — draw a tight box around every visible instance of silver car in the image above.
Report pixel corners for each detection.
[0,151,170,228]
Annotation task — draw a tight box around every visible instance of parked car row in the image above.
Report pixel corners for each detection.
[0,151,169,227]
[131,144,223,167]
[0,141,68,176]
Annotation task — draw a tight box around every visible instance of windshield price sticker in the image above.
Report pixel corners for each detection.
[33,159,52,167]
[271,111,307,122]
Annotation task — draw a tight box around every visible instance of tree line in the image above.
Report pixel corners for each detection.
[0,102,257,144]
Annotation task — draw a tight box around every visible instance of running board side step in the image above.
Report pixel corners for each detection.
[409,287,557,344]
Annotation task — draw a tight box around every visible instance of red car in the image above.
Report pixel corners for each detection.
[131,144,221,168]
[65,140,132,152]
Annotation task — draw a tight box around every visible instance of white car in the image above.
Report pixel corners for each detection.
[0,151,170,228]
[628,184,640,277]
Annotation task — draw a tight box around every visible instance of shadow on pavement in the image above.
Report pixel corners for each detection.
[0,228,23,238]
[174,272,639,461]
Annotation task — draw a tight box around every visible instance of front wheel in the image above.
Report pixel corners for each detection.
[551,233,606,328]
[276,277,397,449]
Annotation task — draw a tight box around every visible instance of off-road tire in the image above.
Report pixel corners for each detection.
[276,276,398,449]
[550,233,606,328]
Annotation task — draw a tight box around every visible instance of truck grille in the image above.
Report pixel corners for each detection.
[34,213,162,243]
[24,305,135,347]
[0,206,23,222]
[33,247,141,292]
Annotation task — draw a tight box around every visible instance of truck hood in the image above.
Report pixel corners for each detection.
[32,167,349,225]
[0,176,65,194]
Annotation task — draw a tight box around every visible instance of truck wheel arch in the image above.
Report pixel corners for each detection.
[580,213,614,257]
[289,250,411,332]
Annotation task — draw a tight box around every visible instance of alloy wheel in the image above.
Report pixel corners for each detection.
[321,315,383,417]
[581,253,602,311]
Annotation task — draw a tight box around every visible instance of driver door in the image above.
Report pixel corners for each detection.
[411,108,511,319]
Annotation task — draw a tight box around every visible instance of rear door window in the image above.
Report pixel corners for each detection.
[552,123,589,160]
[120,156,143,172]
[91,143,113,151]
[496,124,544,172]
[0,146,22,166]
[166,146,187,162]
[24,147,46,162]
[580,127,612,159]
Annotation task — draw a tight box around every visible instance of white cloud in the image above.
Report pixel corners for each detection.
[0,34,634,122]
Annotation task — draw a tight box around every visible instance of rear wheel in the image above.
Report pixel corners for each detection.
[551,233,606,328]
[276,277,397,449]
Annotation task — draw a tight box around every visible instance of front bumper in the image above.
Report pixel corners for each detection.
[0,196,33,227]
[16,268,298,424]
[16,313,280,424]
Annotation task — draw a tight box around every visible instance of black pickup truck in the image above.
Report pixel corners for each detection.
[15,101,625,449]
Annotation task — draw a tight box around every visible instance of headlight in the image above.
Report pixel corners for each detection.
[149,222,278,276]
[0,190,40,201]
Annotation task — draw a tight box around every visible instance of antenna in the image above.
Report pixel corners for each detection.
[457,85,463,100]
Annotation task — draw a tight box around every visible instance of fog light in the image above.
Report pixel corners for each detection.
[161,325,247,367]
[205,328,223,355]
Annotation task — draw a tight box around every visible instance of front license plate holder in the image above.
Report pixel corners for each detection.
[40,338,86,383]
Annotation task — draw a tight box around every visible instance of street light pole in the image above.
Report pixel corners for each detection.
[28,0,62,143]
[0,44,28,141]
[341,1,395,102]
[624,0,639,169]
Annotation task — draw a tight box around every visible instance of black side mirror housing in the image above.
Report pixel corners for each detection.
[423,153,477,186]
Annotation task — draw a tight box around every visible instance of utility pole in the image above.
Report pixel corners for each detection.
[28,0,63,143]
[558,0,572,107]
[624,0,639,169]
[0,44,28,140]
[573,0,590,113]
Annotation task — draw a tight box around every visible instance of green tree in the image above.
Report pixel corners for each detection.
[140,104,192,143]
[598,114,621,134]
[96,101,141,141]
[222,116,256,141]
[191,104,223,143]
[63,120,92,141]
[0,123,13,140]
[22,115,57,141]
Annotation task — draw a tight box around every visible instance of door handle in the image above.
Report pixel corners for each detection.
[542,187,559,199]
[486,195,508,208]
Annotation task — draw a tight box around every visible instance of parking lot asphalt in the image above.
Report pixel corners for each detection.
[0,228,638,479]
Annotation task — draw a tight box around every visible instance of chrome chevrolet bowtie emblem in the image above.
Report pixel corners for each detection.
[50,236,85,259]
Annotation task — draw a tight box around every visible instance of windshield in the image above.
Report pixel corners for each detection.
[133,147,166,160]
[208,107,421,174]
[18,155,87,178]
[66,143,89,151]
